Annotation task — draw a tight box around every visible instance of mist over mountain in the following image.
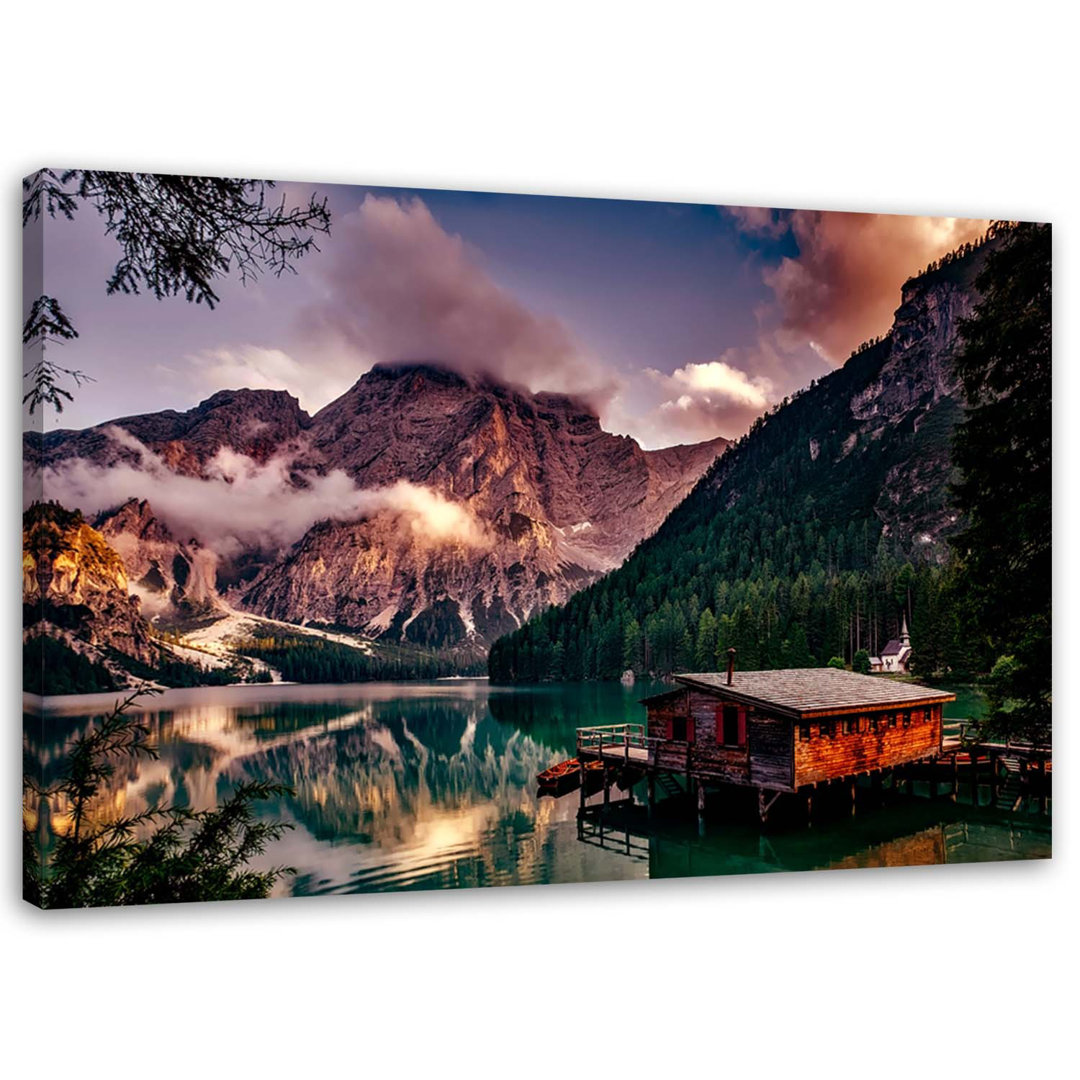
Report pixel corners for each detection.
[26,363,727,657]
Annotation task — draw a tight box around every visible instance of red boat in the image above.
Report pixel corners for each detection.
[537,757,604,794]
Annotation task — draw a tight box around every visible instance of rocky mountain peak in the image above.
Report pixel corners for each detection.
[30,387,313,475]
[29,361,729,653]
[23,502,156,665]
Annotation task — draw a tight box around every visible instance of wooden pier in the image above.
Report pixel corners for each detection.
[537,713,1051,825]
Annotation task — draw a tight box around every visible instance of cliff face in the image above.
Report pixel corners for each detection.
[703,242,991,560]
[860,256,986,553]
[94,499,222,619]
[28,365,727,649]
[243,365,726,644]
[23,503,156,664]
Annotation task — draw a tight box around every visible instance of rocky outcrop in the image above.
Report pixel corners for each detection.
[23,502,156,664]
[94,499,222,620]
[705,236,997,561]
[27,388,312,475]
[862,257,986,554]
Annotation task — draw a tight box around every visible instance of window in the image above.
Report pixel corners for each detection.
[843,716,858,735]
[888,713,897,729]
[670,715,688,741]
[902,711,911,729]
[799,724,811,742]
[820,720,835,739]
[721,705,740,747]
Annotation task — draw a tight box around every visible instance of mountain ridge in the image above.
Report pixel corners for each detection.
[27,362,728,654]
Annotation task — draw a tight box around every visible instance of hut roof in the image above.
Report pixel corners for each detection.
[639,687,687,707]
[673,669,954,719]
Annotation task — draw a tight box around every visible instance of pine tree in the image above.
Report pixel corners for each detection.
[950,222,1051,743]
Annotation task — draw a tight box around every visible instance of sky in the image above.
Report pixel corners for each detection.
[26,176,990,448]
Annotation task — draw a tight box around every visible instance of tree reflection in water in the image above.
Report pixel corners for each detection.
[24,680,1049,900]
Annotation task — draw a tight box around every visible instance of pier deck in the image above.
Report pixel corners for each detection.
[536,719,1053,823]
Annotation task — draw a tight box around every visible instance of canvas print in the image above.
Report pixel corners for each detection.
[22,170,1051,908]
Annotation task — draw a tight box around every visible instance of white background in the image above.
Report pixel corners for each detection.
[3,3,1075,1076]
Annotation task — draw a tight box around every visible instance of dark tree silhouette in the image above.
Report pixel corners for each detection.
[22,169,331,413]
[950,221,1051,744]
[21,295,90,414]
[24,686,295,908]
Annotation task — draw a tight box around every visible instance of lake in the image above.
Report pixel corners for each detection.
[24,680,1049,899]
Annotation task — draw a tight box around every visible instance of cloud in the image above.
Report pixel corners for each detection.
[612,358,776,446]
[38,428,491,556]
[732,208,991,363]
[301,194,618,407]
[663,360,773,409]
[729,205,789,239]
[185,345,358,416]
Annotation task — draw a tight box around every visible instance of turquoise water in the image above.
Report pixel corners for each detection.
[24,680,1047,899]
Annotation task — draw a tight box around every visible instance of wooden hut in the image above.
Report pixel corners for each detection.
[580,656,955,821]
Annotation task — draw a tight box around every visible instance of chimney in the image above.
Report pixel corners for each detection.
[726,647,736,686]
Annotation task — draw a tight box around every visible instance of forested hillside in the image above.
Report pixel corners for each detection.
[489,227,1018,685]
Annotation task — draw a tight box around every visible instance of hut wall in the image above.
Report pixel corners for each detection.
[646,691,696,771]
[793,705,942,786]
[685,689,752,784]
[645,692,944,791]
[748,713,794,789]
[645,691,688,741]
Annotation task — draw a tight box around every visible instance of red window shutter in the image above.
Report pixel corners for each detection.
[687,715,696,743]
[737,708,747,747]
[715,705,723,742]
[666,716,673,740]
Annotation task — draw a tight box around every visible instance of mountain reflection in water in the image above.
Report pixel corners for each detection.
[24,681,1049,899]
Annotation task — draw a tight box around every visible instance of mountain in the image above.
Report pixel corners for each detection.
[32,387,313,474]
[244,364,725,646]
[489,231,1007,683]
[23,502,158,690]
[26,364,726,654]
[94,499,221,619]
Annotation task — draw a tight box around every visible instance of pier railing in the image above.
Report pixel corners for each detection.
[949,718,1051,755]
[577,723,651,760]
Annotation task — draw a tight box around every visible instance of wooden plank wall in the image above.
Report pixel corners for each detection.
[644,693,943,790]
[748,714,794,789]
[793,706,942,786]
[646,692,688,741]
[646,690,794,788]
[686,689,752,784]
